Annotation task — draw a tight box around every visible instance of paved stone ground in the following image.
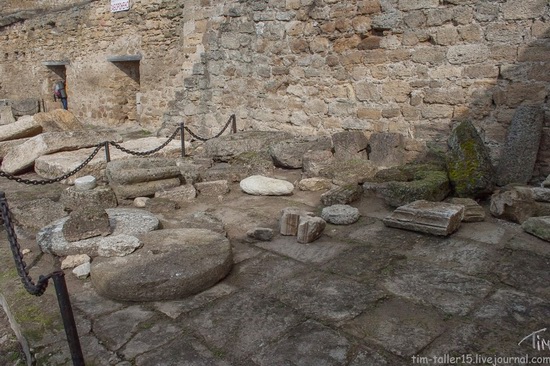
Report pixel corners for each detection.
[1,170,550,366]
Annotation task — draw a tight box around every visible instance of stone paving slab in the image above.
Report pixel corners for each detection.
[494,250,550,299]
[342,297,446,358]
[255,235,352,264]
[266,270,386,322]
[382,261,493,316]
[187,291,304,361]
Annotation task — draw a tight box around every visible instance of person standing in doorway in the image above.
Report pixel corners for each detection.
[53,79,68,110]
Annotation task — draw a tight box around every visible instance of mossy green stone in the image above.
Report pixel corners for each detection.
[446,121,495,199]
[385,170,450,207]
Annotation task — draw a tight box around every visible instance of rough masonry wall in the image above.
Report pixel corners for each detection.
[0,0,185,128]
[166,0,550,178]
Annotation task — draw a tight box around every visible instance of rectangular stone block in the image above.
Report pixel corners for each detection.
[383,200,464,236]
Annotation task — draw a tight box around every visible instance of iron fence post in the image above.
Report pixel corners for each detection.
[231,114,237,133]
[52,272,85,366]
[180,122,186,157]
[104,141,111,162]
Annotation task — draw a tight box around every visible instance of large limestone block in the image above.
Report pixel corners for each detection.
[0,138,28,160]
[0,115,42,142]
[368,132,406,168]
[240,175,294,196]
[60,186,118,211]
[33,109,83,131]
[446,121,495,198]
[0,105,15,125]
[2,130,122,174]
[383,200,464,236]
[90,228,233,301]
[331,131,369,161]
[496,105,544,186]
[34,137,184,184]
[522,216,550,242]
[268,136,332,169]
[37,208,159,257]
[202,131,292,161]
[106,158,181,185]
[111,178,182,200]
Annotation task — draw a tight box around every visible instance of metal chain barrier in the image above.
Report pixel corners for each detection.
[0,114,236,184]
[0,192,85,365]
[0,143,104,185]
[108,125,181,156]
[184,114,236,141]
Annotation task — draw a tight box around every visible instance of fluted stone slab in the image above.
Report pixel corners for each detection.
[37,208,159,257]
[280,207,313,236]
[91,228,233,302]
[383,200,464,236]
[297,216,326,243]
[448,197,485,222]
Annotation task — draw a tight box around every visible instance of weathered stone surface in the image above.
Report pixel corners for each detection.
[318,159,378,185]
[321,184,363,206]
[111,178,182,200]
[32,109,83,131]
[332,131,369,161]
[0,105,15,125]
[61,254,91,270]
[297,216,326,243]
[133,197,150,208]
[10,99,39,117]
[268,136,331,169]
[74,175,97,191]
[496,105,544,186]
[34,137,184,184]
[60,186,118,212]
[154,184,196,202]
[280,207,309,236]
[530,187,550,202]
[383,200,464,236]
[368,132,406,168]
[383,170,450,207]
[302,150,334,177]
[175,159,205,184]
[62,205,112,242]
[321,204,360,225]
[106,158,181,185]
[91,229,233,301]
[37,208,159,257]
[72,262,91,279]
[0,115,41,142]
[490,188,536,224]
[448,197,485,222]
[297,177,333,191]
[0,138,28,160]
[202,131,292,161]
[10,198,67,231]
[383,261,493,315]
[247,227,274,241]
[240,175,294,196]
[446,121,495,198]
[522,216,550,242]
[194,180,230,196]
[2,130,122,174]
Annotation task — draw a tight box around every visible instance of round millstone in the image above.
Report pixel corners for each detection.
[321,204,360,225]
[91,228,233,301]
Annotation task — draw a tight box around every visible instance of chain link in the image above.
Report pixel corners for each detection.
[0,192,51,296]
[109,126,181,155]
[0,143,104,185]
[184,114,234,141]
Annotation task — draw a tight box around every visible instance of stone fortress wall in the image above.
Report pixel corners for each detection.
[1,0,549,178]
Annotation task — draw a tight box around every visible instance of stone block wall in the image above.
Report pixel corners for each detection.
[1,0,550,179]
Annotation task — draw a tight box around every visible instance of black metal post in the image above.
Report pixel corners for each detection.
[104,142,110,162]
[231,114,237,133]
[180,122,186,157]
[52,272,85,366]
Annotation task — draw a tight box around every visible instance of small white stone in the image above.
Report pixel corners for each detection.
[72,262,91,279]
[74,175,97,191]
[134,197,150,208]
[61,254,91,269]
